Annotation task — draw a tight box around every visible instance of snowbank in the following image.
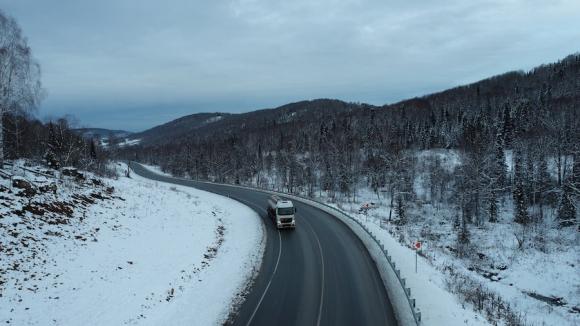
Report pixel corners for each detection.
[139,164,172,177]
[0,162,264,326]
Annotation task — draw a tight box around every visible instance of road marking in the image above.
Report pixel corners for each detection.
[246,228,282,326]
[132,163,316,325]
[302,213,325,326]
[210,196,281,326]
[220,196,283,325]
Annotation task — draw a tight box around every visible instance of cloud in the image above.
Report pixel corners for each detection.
[1,0,579,130]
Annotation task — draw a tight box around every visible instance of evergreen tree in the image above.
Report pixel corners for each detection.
[456,216,470,258]
[493,134,508,191]
[488,190,498,222]
[502,104,513,147]
[44,123,59,169]
[571,152,580,196]
[558,183,576,227]
[90,140,97,160]
[513,182,529,224]
[395,194,407,225]
[537,156,551,195]
[513,151,529,224]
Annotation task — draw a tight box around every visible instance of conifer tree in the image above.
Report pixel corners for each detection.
[488,190,498,222]
[513,151,529,224]
[558,183,576,227]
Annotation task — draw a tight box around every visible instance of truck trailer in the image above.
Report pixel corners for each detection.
[267,195,296,229]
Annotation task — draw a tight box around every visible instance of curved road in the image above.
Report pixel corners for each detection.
[130,162,398,326]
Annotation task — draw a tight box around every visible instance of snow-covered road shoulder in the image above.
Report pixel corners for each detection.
[0,162,264,326]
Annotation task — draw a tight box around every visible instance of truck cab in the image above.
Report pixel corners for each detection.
[267,195,296,229]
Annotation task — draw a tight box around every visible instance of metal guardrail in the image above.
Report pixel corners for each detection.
[129,162,421,325]
[257,190,422,325]
[188,180,421,325]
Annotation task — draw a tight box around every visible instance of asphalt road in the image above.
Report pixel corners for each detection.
[130,162,398,326]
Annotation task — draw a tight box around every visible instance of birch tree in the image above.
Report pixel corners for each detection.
[0,10,42,167]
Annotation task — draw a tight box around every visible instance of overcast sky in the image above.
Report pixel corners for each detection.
[1,0,579,131]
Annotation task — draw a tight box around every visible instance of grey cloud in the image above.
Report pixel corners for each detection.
[1,0,579,131]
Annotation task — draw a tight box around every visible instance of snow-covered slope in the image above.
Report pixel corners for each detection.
[242,148,578,325]
[0,162,264,326]
[321,150,579,326]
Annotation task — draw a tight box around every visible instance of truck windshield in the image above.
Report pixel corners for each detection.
[277,207,294,215]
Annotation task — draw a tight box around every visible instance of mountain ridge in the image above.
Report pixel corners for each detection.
[126,53,579,149]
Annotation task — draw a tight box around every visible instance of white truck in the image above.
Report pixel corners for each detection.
[267,195,296,229]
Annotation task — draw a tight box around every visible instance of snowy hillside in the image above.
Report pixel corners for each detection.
[322,150,579,326]
[0,161,264,326]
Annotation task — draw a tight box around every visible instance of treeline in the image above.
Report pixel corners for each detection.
[122,54,579,230]
[0,10,110,176]
[2,113,112,175]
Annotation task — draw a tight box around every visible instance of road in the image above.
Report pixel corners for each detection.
[130,162,398,326]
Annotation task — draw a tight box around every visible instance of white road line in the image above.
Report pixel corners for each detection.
[132,165,295,325]
[235,195,325,326]
[229,196,284,326]
[246,228,282,326]
[202,193,283,326]
[302,215,325,326]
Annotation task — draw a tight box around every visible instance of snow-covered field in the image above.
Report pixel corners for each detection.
[0,162,264,326]
[329,195,579,325]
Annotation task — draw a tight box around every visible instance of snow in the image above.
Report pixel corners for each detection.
[0,161,264,326]
[368,222,490,326]
[277,111,298,123]
[204,116,223,124]
[347,204,579,326]
[318,199,488,326]
[318,149,579,326]
[118,138,142,147]
[416,149,462,172]
[139,164,172,177]
[99,138,142,148]
[113,154,580,326]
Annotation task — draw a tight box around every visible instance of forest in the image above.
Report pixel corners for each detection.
[121,54,579,233]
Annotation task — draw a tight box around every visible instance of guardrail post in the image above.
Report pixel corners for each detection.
[183,173,422,326]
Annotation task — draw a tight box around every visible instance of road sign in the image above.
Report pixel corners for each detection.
[414,241,422,250]
[413,241,422,273]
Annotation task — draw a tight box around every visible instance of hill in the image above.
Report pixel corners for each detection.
[123,54,579,178]
[120,53,580,326]
[129,99,365,146]
[130,112,228,145]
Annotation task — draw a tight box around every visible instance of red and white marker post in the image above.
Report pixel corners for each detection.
[413,241,422,273]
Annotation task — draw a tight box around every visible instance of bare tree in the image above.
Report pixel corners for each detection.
[0,10,43,167]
